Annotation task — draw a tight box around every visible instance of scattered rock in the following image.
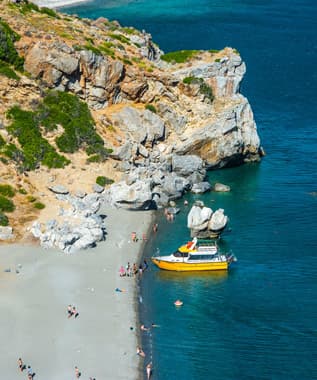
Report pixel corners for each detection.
[214,183,231,192]
[0,226,14,240]
[48,185,69,194]
[92,184,104,193]
[191,182,211,194]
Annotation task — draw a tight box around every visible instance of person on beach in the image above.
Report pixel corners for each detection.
[137,346,146,357]
[133,263,138,276]
[143,259,148,271]
[131,232,137,242]
[27,365,33,379]
[119,265,126,277]
[18,358,25,372]
[146,362,152,380]
[75,366,81,378]
[67,304,73,318]
[140,324,149,331]
[72,306,79,318]
[138,264,143,276]
[153,223,158,233]
[142,233,147,241]
[126,262,131,277]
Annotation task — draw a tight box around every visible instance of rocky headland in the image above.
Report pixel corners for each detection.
[0,0,263,251]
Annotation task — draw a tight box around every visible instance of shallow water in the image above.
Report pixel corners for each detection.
[63,1,317,378]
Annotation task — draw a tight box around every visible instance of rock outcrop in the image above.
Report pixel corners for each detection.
[30,191,106,253]
[187,201,228,238]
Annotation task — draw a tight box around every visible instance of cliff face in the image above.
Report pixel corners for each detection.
[0,0,262,241]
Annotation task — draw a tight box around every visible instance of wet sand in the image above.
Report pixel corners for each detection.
[0,208,153,379]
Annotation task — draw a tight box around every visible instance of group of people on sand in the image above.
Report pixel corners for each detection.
[67,304,79,319]
[18,358,34,379]
[131,231,148,242]
[119,260,149,277]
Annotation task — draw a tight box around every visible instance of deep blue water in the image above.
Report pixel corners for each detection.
[63,1,317,379]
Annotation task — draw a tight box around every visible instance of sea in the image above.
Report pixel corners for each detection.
[62,1,317,379]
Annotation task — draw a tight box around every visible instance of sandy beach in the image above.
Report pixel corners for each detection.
[32,0,91,8]
[0,208,153,379]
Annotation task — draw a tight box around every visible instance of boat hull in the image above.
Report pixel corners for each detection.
[151,258,228,271]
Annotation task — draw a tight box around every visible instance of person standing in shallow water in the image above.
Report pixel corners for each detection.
[146,362,152,379]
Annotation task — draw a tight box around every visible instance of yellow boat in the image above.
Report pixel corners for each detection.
[151,238,236,272]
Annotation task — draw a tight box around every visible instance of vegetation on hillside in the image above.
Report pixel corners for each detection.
[0,18,24,70]
[161,50,199,64]
[182,76,214,102]
[2,91,112,171]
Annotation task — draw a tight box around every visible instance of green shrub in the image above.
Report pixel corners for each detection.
[122,58,132,65]
[209,49,219,53]
[199,81,214,102]
[39,91,107,157]
[0,212,9,226]
[0,19,24,70]
[183,76,199,85]
[0,134,6,147]
[84,44,102,56]
[0,184,15,198]
[215,58,221,62]
[26,195,36,203]
[96,176,114,187]
[121,27,137,35]
[0,195,15,212]
[161,50,198,64]
[108,33,130,45]
[233,49,240,55]
[87,154,102,163]
[145,104,157,113]
[40,7,59,18]
[34,202,45,210]
[6,105,69,170]
[182,76,214,102]
[0,61,20,80]
[99,43,115,58]
[18,187,27,195]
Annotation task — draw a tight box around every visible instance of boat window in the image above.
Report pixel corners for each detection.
[173,250,188,257]
[188,254,217,260]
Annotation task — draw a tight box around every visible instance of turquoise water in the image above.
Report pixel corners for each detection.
[62,1,317,378]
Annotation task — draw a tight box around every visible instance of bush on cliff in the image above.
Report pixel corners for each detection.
[96,176,114,187]
[161,50,198,64]
[182,76,214,102]
[0,61,20,80]
[0,184,15,198]
[39,91,110,158]
[0,19,24,70]
[6,106,70,170]
[0,212,9,226]
[0,195,15,213]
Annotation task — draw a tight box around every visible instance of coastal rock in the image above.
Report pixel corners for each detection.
[92,184,104,193]
[172,154,205,177]
[112,107,165,145]
[30,191,106,253]
[214,183,231,192]
[48,185,69,194]
[187,203,228,237]
[191,182,211,194]
[0,226,14,240]
[208,209,228,232]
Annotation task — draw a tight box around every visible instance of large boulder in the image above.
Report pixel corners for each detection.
[112,107,165,145]
[172,154,205,177]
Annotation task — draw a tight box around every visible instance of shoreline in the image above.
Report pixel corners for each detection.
[0,208,154,379]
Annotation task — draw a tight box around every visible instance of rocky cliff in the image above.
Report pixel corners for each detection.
[0,0,263,245]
